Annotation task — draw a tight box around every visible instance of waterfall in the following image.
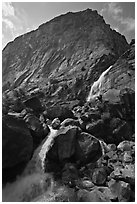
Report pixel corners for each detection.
[2,126,59,202]
[87,65,112,102]
[39,126,58,171]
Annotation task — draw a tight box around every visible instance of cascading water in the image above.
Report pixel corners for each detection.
[2,126,60,202]
[87,65,112,102]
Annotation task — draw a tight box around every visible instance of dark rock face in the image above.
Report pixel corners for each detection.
[2,115,33,182]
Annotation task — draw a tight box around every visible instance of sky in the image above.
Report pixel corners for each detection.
[2,2,135,48]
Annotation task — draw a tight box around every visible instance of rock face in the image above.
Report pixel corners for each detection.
[2,9,129,110]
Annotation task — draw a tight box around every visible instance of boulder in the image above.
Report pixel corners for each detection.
[2,115,33,169]
[75,132,102,165]
[76,179,94,190]
[96,187,117,201]
[108,179,131,202]
[123,151,133,163]
[86,119,106,139]
[92,167,108,185]
[118,181,131,202]
[77,188,111,202]
[121,164,135,185]
[23,96,43,112]
[107,144,116,151]
[117,140,135,152]
[45,105,74,121]
[109,164,135,186]
[110,118,132,144]
[46,125,78,165]
[51,118,61,129]
[24,113,49,146]
[2,115,33,183]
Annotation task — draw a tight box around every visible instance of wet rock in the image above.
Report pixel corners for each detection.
[92,167,108,185]
[75,132,102,165]
[51,118,61,129]
[61,118,79,127]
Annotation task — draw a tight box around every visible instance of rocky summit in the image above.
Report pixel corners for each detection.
[2,9,135,202]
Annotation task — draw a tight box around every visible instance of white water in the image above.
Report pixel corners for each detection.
[2,126,58,202]
[39,126,58,171]
[87,65,112,102]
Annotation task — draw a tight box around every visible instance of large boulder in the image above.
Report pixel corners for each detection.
[46,125,79,172]
[117,140,135,152]
[75,132,102,165]
[2,115,33,169]
[44,105,74,121]
[2,115,33,183]
[86,119,107,139]
[23,96,43,112]
[110,118,132,145]
[92,167,108,185]
[24,113,49,146]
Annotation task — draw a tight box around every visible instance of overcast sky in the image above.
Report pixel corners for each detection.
[2,2,135,48]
